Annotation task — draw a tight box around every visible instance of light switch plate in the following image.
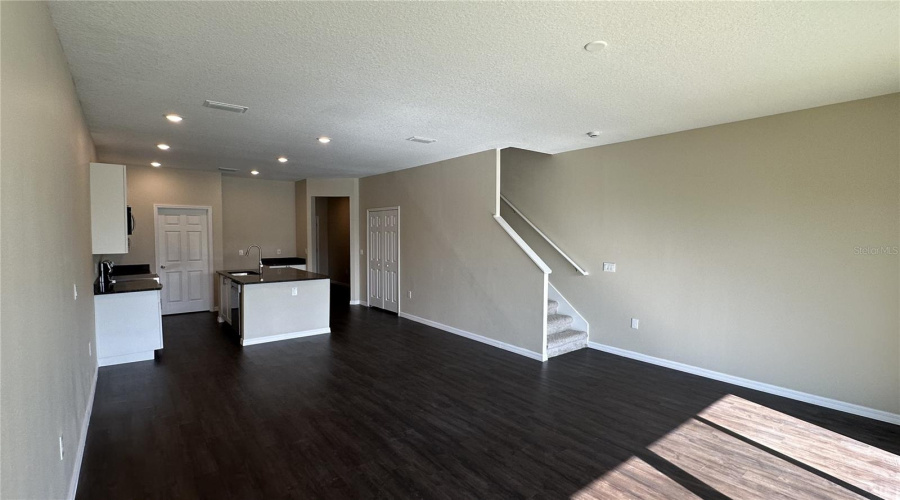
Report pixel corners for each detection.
[291,287,298,296]
[239,249,244,256]
[603,262,616,272]
[631,318,639,329]
[277,249,282,255]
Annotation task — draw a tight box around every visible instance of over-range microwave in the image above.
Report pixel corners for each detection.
[127,206,135,235]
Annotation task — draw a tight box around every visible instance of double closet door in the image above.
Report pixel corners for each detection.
[368,208,399,312]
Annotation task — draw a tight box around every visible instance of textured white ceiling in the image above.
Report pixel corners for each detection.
[48,1,899,180]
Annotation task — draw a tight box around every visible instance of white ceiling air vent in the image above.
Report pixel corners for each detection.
[406,136,437,144]
[218,167,238,172]
[203,100,248,113]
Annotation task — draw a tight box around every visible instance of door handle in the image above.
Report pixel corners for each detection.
[160,265,167,269]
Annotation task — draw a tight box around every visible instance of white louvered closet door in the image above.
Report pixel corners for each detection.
[368,208,399,312]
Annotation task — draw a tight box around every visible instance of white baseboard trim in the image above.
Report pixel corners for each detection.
[98,350,155,367]
[349,300,361,305]
[241,327,330,346]
[588,342,900,425]
[67,366,97,500]
[399,312,545,361]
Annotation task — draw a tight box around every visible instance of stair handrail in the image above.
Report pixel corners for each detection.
[500,194,589,276]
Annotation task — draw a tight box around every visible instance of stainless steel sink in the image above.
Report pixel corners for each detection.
[228,271,259,277]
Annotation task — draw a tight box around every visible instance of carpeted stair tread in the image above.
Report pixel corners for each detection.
[548,329,588,347]
[547,313,574,335]
[547,329,588,357]
[547,300,559,315]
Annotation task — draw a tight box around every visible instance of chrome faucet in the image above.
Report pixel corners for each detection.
[246,245,263,273]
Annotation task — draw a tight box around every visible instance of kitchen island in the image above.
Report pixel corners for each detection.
[217,267,330,346]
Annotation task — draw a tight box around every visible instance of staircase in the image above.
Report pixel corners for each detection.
[546,299,588,357]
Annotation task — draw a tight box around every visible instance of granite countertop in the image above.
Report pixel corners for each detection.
[260,257,306,266]
[217,267,329,285]
[94,278,162,295]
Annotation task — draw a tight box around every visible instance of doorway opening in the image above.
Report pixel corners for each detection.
[311,196,351,287]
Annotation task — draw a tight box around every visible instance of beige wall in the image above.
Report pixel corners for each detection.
[501,94,900,413]
[222,176,296,269]
[359,151,546,354]
[115,166,224,304]
[306,178,360,301]
[295,180,308,258]
[0,3,99,498]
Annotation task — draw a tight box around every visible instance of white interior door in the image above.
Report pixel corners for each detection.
[156,208,211,315]
[368,208,399,313]
[368,212,383,309]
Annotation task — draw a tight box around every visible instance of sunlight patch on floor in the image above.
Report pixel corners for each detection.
[650,417,865,499]
[698,394,900,498]
[572,394,899,499]
[571,456,700,500]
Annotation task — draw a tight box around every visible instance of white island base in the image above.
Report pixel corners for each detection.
[239,278,330,346]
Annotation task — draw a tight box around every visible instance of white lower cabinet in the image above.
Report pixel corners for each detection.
[94,290,163,366]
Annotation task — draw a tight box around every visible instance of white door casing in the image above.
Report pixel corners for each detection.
[155,207,212,315]
[367,208,399,313]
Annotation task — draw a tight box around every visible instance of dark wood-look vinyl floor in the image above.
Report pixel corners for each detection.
[77,287,900,499]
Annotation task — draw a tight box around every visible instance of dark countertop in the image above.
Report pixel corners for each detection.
[94,278,162,295]
[260,257,306,266]
[217,267,329,285]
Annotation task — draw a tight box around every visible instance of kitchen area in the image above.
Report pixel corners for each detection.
[90,162,341,366]
[218,249,331,346]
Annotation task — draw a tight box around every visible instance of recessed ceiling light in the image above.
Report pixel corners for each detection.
[151,162,161,167]
[251,170,259,175]
[165,114,183,123]
[277,156,288,163]
[584,40,608,53]
[157,143,170,150]
[317,137,331,144]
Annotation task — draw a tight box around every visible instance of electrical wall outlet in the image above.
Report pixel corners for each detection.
[73,284,78,300]
[88,342,92,357]
[631,318,639,329]
[277,249,282,255]
[408,291,412,299]
[58,436,64,461]
[603,262,616,272]
[238,249,244,256]
[291,287,298,296]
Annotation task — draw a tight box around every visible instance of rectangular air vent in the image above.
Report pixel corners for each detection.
[406,136,437,144]
[218,167,238,172]
[203,100,248,113]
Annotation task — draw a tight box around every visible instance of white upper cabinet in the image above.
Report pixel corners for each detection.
[90,163,128,254]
